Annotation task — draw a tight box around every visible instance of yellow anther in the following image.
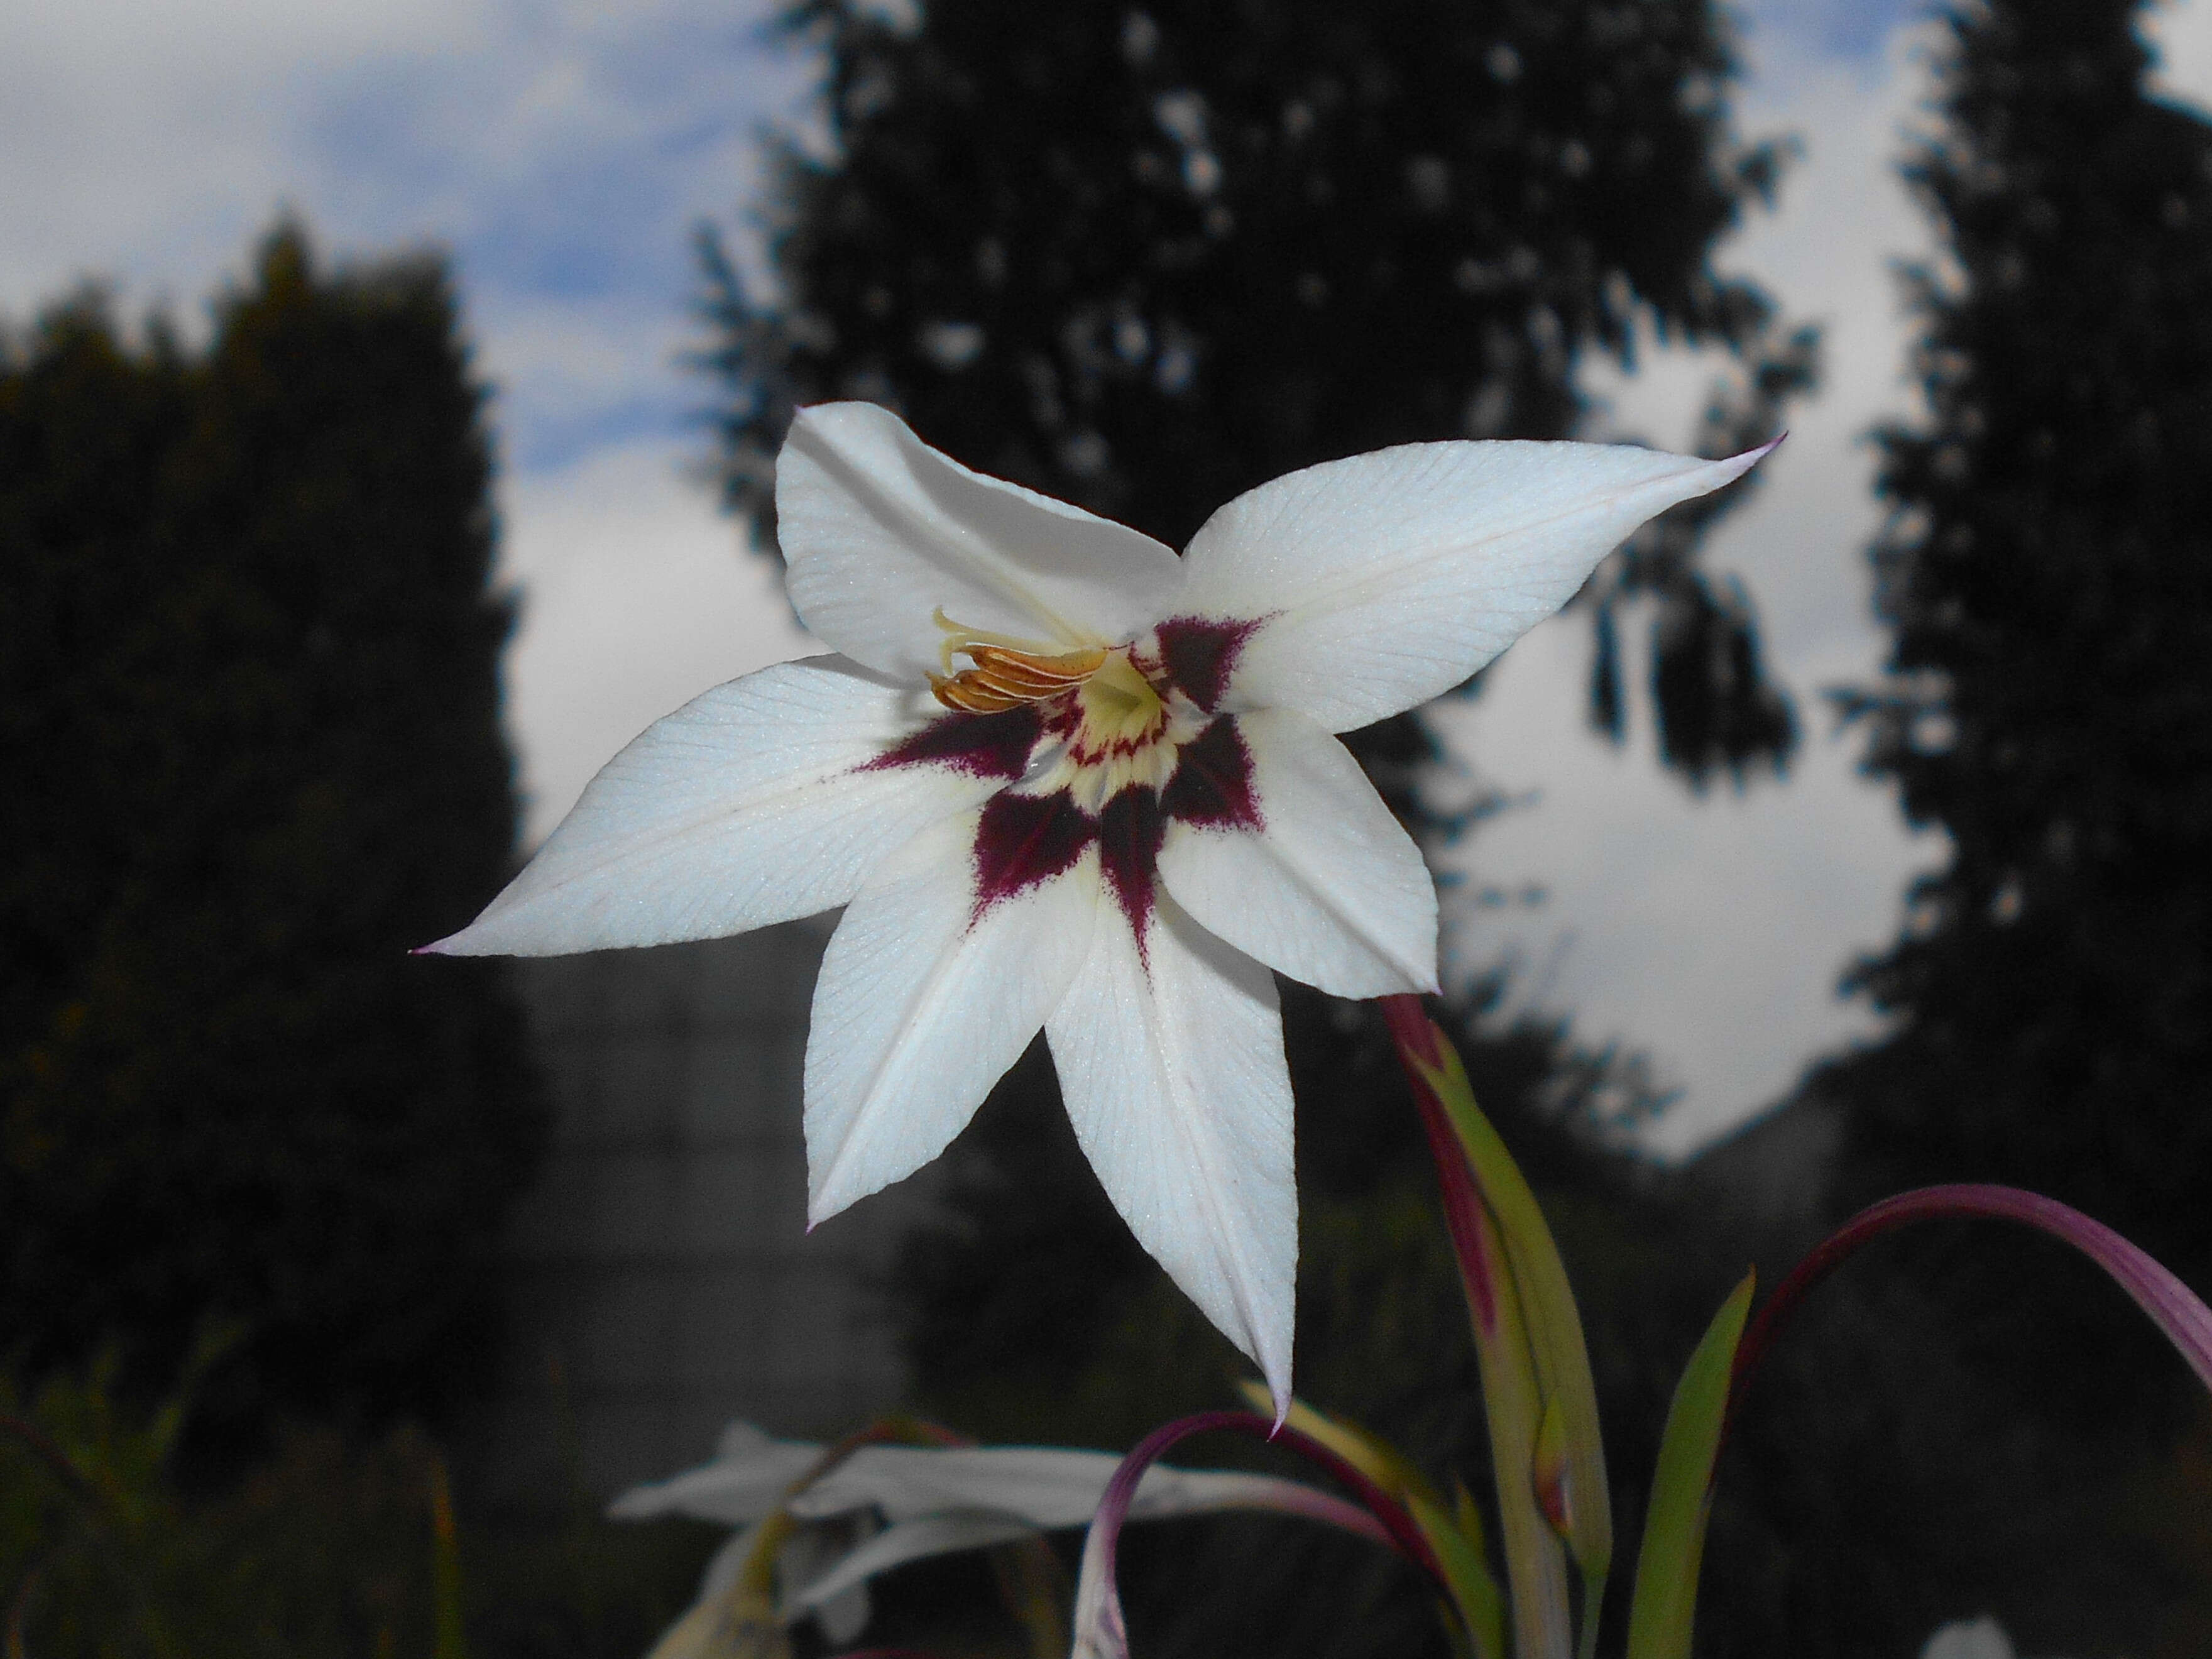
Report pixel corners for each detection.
[929,610,1108,713]
[932,609,1076,674]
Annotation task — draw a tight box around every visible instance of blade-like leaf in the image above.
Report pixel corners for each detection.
[1626,1273,1755,1659]
[1406,1489,1507,1659]
[429,1457,473,1659]
[1385,997,1606,1653]
[1469,1203,1575,1659]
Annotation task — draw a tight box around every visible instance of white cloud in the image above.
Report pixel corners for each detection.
[0,0,488,313]
[0,0,806,449]
[499,442,813,843]
[2147,0,2212,108]
[1445,14,1954,1157]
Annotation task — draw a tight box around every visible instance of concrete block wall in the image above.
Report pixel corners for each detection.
[461,919,938,1506]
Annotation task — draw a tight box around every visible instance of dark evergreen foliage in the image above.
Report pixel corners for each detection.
[0,224,547,1437]
[1823,0,2212,1367]
[701,0,1814,791]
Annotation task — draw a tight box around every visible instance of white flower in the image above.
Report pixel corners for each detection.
[430,402,1771,1407]
[611,1420,1386,1655]
[1919,1618,2022,1659]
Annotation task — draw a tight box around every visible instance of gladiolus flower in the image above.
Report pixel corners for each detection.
[428,402,1773,1408]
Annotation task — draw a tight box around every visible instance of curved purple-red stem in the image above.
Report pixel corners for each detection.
[1086,1409,1446,1609]
[1728,1183,2212,1429]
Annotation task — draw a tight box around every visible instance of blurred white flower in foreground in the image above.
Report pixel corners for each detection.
[1919,1615,2073,1659]
[432,401,1772,1406]
[611,1420,1386,1656]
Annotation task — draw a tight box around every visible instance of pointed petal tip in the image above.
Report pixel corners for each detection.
[804,1184,848,1234]
[806,1154,865,1232]
[1261,1357,1293,1434]
[416,916,505,957]
[1700,433,1783,488]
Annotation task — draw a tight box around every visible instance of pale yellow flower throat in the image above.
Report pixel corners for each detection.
[929,611,1190,813]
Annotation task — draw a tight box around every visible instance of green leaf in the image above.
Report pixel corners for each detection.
[1386,998,1612,1651]
[1467,1203,1574,1659]
[1452,1480,1491,1570]
[429,1455,471,1659]
[1406,1489,1507,1659]
[1425,1032,1612,1586]
[1625,1272,1755,1659]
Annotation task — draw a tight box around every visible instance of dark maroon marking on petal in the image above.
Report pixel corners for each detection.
[1153,616,1261,713]
[866,706,1043,780]
[1160,716,1262,831]
[973,789,1095,919]
[1097,786,1166,938]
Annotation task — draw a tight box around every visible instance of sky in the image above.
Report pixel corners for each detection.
[7,0,2209,1158]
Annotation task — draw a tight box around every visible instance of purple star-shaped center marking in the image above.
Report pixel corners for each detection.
[867,616,1264,940]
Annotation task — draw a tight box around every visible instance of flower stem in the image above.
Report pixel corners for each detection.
[1729,1183,2212,1430]
[1070,1410,1446,1658]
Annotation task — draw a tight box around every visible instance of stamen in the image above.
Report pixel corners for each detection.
[932,609,1077,673]
[929,609,1108,713]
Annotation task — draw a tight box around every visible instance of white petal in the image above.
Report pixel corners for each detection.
[696,1523,758,1604]
[779,1521,875,1641]
[792,1445,1123,1526]
[1173,437,1778,731]
[787,1462,1369,1614]
[779,402,1186,678]
[789,1444,1345,1529]
[1046,898,1296,1411]
[813,1577,871,1645]
[430,657,994,956]
[806,809,1100,1221]
[634,1523,762,1659]
[791,1513,1040,1613]
[1157,709,1437,999]
[788,1453,1373,1613]
[607,1429,823,1525]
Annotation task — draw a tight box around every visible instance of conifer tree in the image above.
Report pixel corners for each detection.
[0,225,545,1432]
[1826,0,2212,1306]
[703,0,1814,794]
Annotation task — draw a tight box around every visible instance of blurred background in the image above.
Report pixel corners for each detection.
[4,0,2211,1654]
